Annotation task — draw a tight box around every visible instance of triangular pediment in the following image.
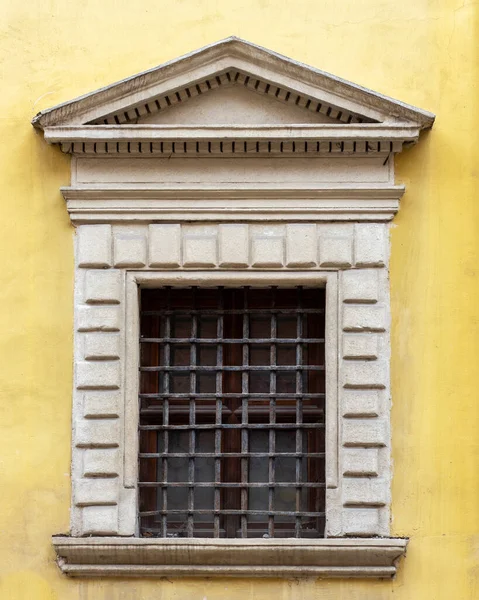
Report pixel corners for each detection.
[32,37,434,130]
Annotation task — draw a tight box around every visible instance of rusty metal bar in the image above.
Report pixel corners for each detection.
[140,365,324,372]
[140,423,324,431]
[139,286,326,538]
[142,308,325,316]
[240,287,249,538]
[214,290,223,538]
[140,509,326,517]
[140,482,326,488]
[295,287,303,538]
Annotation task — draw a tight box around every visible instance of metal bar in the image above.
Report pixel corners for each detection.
[269,288,277,538]
[241,398,248,538]
[187,290,197,538]
[142,308,325,316]
[296,287,303,538]
[140,423,325,431]
[140,365,325,372]
[241,287,249,538]
[140,392,325,399]
[140,509,326,516]
[161,399,169,538]
[140,452,325,458]
[214,289,223,538]
[141,337,325,344]
[139,286,327,540]
[162,287,171,537]
[139,482,326,489]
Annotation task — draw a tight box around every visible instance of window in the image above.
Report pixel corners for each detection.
[139,287,326,538]
[37,37,433,576]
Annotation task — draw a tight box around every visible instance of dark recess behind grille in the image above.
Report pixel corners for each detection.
[139,286,326,538]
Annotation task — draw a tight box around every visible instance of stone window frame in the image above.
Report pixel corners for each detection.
[32,37,436,577]
[58,226,399,577]
[125,269,339,537]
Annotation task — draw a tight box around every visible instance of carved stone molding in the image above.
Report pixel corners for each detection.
[63,185,405,223]
[53,537,408,578]
[32,37,434,130]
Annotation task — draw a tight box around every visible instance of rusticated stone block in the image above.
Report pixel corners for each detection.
[76,419,120,448]
[77,305,121,332]
[148,224,181,268]
[83,392,121,419]
[113,228,147,267]
[286,224,316,267]
[343,448,379,476]
[84,270,122,304]
[355,224,387,267]
[343,508,380,536]
[319,225,353,267]
[75,478,119,506]
[343,334,379,360]
[342,418,388,447]
[183,225,218,267]
[251,225,285,267]
[342,478,388,506]
[342,269,379,303]
[218,224,249,268]
[84,333,120,361]
[342,360,387,389]
[342,390,381,417]
[76,361,121,390]
[342,305,387,332]
[77,225,112,268]
[82,505,118,535]
[83,448,120,477]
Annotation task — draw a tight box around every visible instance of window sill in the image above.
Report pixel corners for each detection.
[52,536,408,578]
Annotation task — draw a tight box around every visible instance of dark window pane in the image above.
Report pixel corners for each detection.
[170,344,190,366]
[198,316,217,338]
[198,345,217,366]
[249,344,270,365]
[277,345,296,365]
[249,371,270,394]
[276,371,297,393]
[170,373,190,394]
[171,316,191,338]
[277,316,296,338]
[250,316,271,338]
[197,373,216,393]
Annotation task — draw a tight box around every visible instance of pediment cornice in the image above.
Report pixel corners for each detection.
[32,37,434,154]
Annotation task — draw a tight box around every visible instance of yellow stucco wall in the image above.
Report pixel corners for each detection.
[0,1,478,598]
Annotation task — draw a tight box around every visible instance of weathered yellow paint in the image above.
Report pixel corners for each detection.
[0,1,478,598]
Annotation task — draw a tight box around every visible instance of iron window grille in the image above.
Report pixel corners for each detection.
[139,286,326,538]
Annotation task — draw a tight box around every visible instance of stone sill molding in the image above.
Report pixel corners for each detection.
[53,536,408,578]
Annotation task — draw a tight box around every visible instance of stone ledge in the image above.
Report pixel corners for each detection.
[53,536,407,578]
